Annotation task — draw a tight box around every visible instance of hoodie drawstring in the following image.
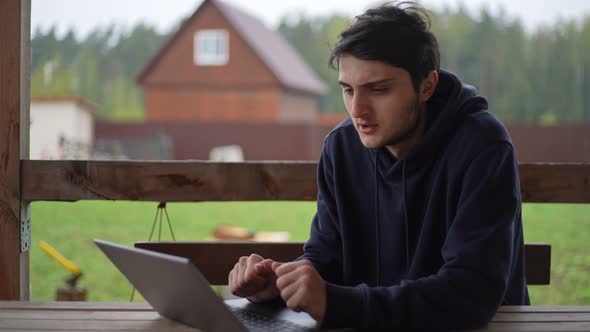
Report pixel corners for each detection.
[402,161,410,272]
[374,150,381,286]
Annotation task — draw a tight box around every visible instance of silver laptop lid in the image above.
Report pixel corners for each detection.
[94,239,246,332]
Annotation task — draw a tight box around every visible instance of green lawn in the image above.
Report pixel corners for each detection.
[29,201,590,304]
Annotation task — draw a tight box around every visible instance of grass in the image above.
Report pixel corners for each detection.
[29,201,590,305]
[520,204,590,304]
[29,201,317,302]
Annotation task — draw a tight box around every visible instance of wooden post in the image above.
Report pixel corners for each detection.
[0,0,30,300]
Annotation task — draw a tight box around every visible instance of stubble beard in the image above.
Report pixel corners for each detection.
[383,95,423,148]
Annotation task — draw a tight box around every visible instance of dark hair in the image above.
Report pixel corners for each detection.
[329,1,440,91]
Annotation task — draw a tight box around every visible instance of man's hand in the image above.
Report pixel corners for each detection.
[273,259,326,322]
[228,254,280,303]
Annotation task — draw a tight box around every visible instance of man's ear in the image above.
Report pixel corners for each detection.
[419,70,438,103]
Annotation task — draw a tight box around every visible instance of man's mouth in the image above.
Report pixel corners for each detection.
[357,123,378,134]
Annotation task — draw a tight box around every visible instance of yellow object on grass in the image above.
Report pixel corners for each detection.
[39,241,81,276]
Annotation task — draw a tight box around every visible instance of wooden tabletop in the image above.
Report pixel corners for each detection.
[1,302,590,331]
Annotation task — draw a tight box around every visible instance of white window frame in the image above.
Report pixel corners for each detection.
[194,29,229,66]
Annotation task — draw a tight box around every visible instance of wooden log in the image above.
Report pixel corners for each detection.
[0,0,29,301]
[22,161,590,203]
[135,242,550,285]
[22,160,318,202]
[524,243,551,285]
[135,242,304,285]
[519,163,590,203]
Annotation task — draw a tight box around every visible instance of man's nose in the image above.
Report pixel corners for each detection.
[349,93,369,118]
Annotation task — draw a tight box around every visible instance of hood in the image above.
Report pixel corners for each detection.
[371,70,488,276]
[418,70,488,160]
[374,70,489,176]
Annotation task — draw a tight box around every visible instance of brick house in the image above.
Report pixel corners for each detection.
[99,0,590,162]
[137,0,327,124]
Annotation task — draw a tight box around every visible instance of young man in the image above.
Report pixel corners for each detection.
[228,2,529,329]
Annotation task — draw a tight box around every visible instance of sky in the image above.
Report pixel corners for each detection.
[32,0,590,38]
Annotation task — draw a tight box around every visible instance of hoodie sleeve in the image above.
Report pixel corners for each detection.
[300,142,344,284]
[321,142,522,330]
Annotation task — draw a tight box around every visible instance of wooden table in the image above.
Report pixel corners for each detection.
[1,301,590,331]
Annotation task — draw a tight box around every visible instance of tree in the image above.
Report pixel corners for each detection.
[31,23,167,121]
[31,6,590,124]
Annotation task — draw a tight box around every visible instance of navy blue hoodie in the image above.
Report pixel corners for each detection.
[301,70,530,330]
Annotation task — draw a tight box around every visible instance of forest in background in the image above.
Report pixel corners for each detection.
[31,5,590,123]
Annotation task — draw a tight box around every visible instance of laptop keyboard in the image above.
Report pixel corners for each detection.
[230,306,314,332]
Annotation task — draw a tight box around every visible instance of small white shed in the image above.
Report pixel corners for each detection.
[29,96,97,160]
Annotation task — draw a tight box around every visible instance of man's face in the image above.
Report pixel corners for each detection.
[338,54,423,150]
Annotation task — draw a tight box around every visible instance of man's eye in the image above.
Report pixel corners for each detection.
[371,87,387,93]
[342,89,353,95]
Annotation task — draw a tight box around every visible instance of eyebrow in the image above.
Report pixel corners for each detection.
[338,78,394,88]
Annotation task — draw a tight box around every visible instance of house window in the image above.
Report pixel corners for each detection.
[194,30,229,66]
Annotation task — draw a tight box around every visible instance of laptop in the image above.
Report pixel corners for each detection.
[94,239,318,332]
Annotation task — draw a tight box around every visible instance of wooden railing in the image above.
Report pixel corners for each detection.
[20,160,590,203]
[0,159,587,299]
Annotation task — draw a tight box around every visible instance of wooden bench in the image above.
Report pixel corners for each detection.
[135,241,551,285]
